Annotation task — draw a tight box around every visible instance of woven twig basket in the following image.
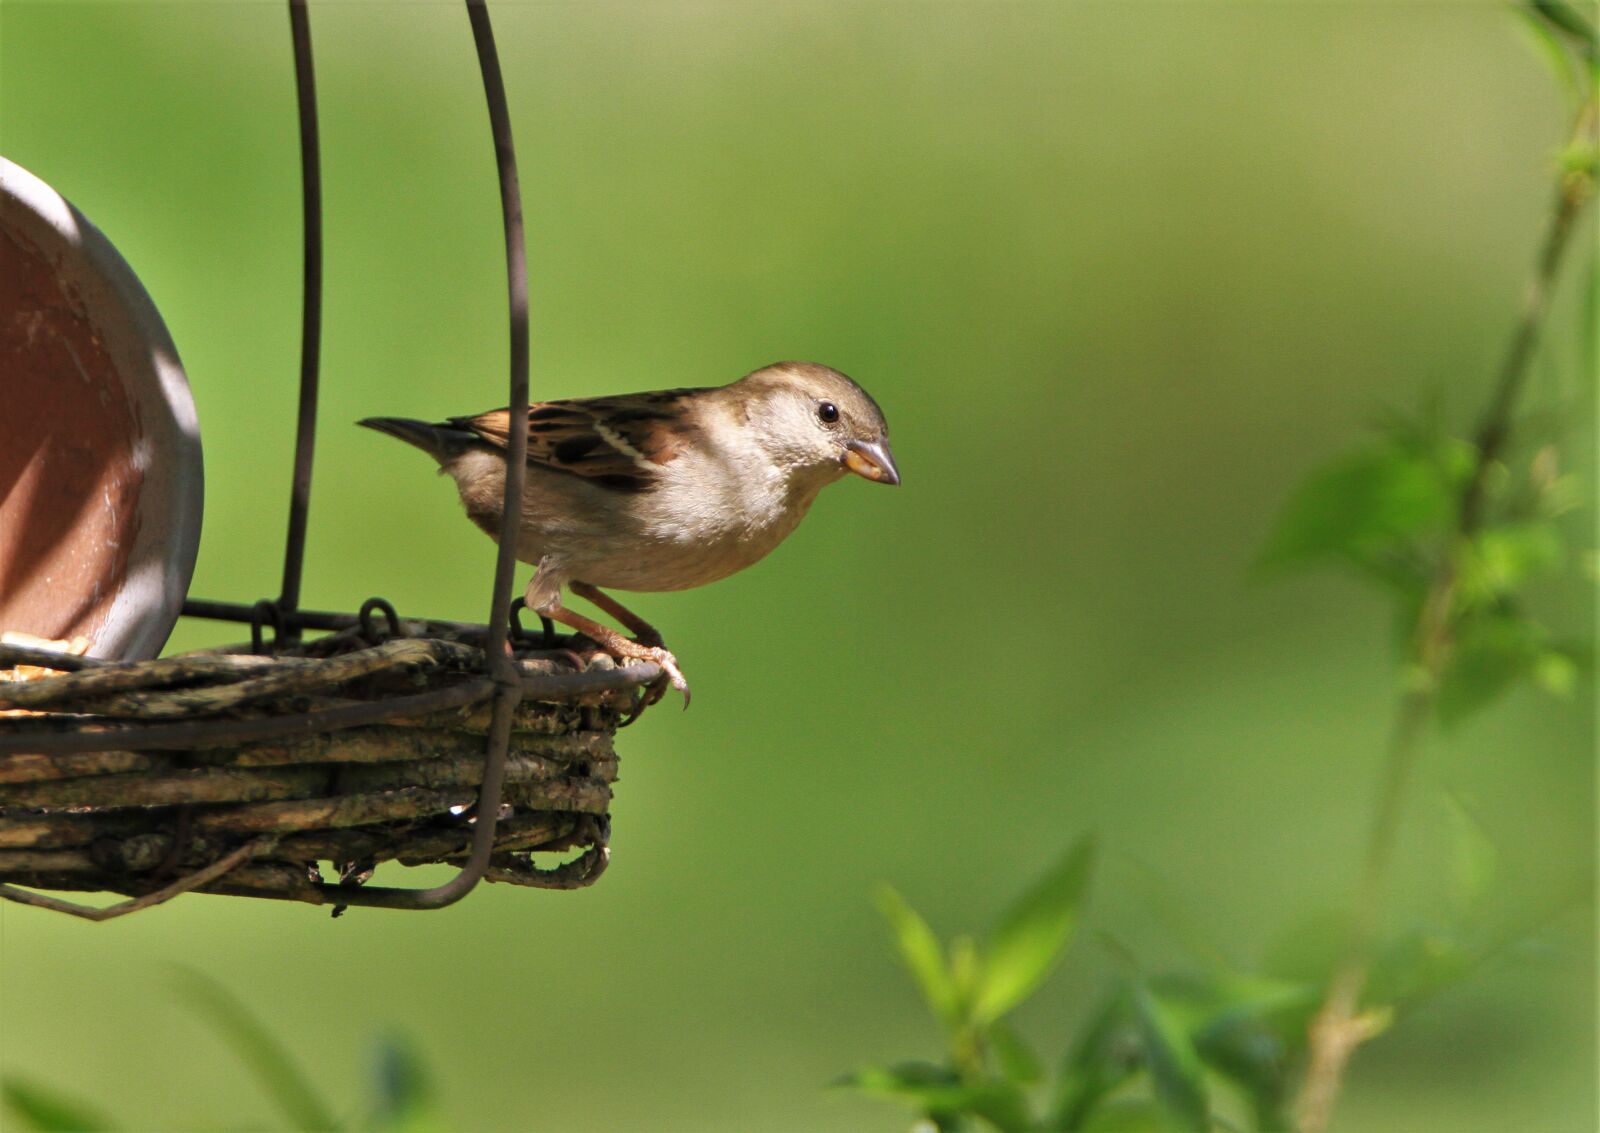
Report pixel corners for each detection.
[0,623,659,916]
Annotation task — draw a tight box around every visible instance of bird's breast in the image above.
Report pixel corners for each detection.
[442,444,827,593]
[598,461,817,591]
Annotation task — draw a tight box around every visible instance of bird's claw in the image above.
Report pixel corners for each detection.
[637,645,690,708]
[619,645,688,724]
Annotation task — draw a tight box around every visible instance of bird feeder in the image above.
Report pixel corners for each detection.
[0,0,659,919]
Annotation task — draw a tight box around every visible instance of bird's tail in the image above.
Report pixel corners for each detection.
[357,417,477,464]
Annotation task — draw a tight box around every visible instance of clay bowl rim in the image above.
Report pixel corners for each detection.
[1,157,203,661]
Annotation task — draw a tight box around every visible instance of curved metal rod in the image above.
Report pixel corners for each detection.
[386,0,530,910]
[0,837,279,921]
[278,0,323,645]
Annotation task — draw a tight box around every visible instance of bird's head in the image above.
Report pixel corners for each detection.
[732,361,900,488]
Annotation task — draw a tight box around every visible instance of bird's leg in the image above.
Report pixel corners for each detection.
[528,583,688,707]
[566,581,680,710]
[569,581,664,648]
[543,603,689,707]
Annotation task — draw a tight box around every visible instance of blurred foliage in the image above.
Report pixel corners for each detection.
[178,970,342,1133]
[1518,3,1600,114]
[1258,0,1596,743]
[843,5,1597,1130]
[838,838,1098,1131]
[1260,411,1587,727]
[845,816,1572,1132]
[2,975,444,1133]
[0,1078,114,1133]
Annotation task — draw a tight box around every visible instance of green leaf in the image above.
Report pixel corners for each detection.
[1191,1015,1289,1133]
[835,1060,958,1099]
[836,1062,972,1118]
[367,1033,442,1133]
[1436,613,1546,727]
[1444,792,1498,921]
[967,1085,1037,1133]
[1051,990,1138,1132]
[836,1064,1033,1131]
[176,969,340,1133]
[1079,1099,1170,1133]
[1531,0,1600,56]
[973,835,1096,1024]
[1534,648,1579,695]
[989,1021,1043,1086]
[1516,3,1584,105]
[1127,967,1315,1127]
[1151,971,1313,1132]
[1132,984,1210,1133]
[877,885,959,1026]
[1559,137,1600,178]
[2,1078,114,1132]
[1149,970,1319,1039]
[1460,520,1565,604]
[1260,440,1465,575]
[950,935,983,1010]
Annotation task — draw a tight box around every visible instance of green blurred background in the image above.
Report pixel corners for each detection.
[1,2,1594,1130]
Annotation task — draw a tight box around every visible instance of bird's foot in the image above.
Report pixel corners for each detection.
[634,644,689,709]
[573,635,689,714]
[540,593,689,711]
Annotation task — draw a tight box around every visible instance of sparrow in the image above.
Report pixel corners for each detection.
[358,361,899,704]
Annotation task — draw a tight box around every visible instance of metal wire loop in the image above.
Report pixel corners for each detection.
[509,598,558,648]
[358,597,402,645]
[249,599,284,655]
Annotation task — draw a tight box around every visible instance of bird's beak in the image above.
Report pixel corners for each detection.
[844,438,901,485]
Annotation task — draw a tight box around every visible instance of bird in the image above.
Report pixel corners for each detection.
[358,361,899,705]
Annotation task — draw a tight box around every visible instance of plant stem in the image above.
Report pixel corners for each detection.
[1293,95,1598,1133]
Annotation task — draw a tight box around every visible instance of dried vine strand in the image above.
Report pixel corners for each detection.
[0,813,578,878]
[0,749,614,809]
[0,727,613,786]
[0,638,468,712]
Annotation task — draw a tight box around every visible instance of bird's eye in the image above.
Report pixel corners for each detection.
[818,401,840,424]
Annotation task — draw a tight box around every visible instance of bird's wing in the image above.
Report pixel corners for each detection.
[450,389,707,492]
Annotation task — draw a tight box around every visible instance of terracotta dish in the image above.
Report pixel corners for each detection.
[0,158,202,660]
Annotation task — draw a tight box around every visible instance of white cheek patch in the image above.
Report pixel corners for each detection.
[593,422,656,471]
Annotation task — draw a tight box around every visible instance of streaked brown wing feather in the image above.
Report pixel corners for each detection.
[449,390,704,492]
